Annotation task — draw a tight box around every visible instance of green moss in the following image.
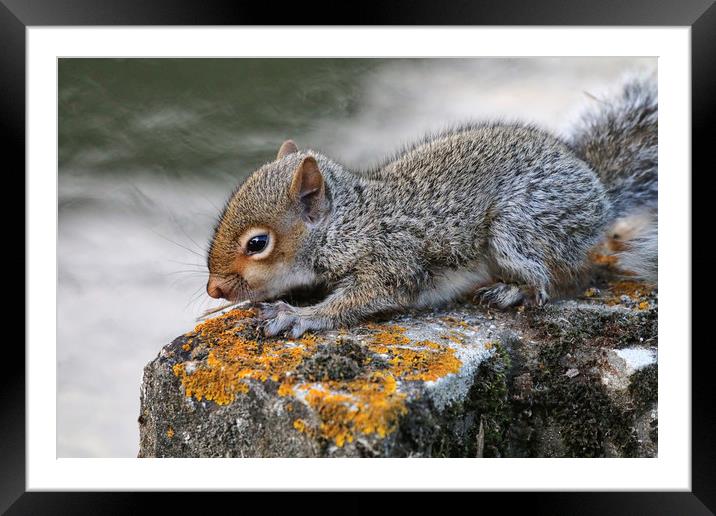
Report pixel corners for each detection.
[649,418,658,445]
[464,342,512,457]
[628,364,658,413]
[525,305,657,349]
[530,315,642,457]
[296,340,367,381]
[389,399,444,457]
[513,300,656,457]
[547,378,638,457]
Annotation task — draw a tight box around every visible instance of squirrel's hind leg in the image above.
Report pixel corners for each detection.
[475,283,524,308]
[482,224,553,308]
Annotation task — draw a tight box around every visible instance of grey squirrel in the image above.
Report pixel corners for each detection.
[206,73,657,338]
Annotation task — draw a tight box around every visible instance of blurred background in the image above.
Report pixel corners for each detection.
[58,57,656,457]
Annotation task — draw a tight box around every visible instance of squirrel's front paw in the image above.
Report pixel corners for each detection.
[258,301,298,336]
[257,301,295,320]
[258,302,329,339]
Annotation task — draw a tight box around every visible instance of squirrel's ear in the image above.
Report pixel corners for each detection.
[276,140,299,160]
[290,156,326,223]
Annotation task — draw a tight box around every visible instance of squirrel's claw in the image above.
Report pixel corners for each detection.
[257,301,294,321]
[475,283,549,309]
[258,301,298,336]
[262,313,325,339]
[258,301,323,339]
[534,288,549,307]
[259,301,328,338]
[262,312,296,337]
[474,283,525,309]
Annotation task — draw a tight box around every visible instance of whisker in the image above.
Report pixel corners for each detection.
[185,283,208,310]
[168,211,210,256]
[197,299,252,321]
[151,229,206,259]
[163,270,209,276]
[167,258,208,268]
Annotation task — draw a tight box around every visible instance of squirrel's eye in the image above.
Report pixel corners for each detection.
[246,234,269,255]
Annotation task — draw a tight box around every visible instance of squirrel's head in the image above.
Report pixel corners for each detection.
[206,140,329,302]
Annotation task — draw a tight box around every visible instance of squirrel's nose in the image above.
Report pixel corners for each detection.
[207,276,227,299]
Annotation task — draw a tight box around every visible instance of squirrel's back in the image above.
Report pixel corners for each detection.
[319,122,613,295]
[362,122,610,222]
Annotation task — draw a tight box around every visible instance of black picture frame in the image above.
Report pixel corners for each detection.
[3,0,712,513]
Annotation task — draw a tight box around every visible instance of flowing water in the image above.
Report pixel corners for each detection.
[58,57,655,457]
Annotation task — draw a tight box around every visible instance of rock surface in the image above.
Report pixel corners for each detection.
[138,280,657,458]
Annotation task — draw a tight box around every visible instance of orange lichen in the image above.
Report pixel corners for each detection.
[385,343,460,381]
[187,307,256,342]
[365,324,410,348]
[298,371,408,447]
[603,280,655,307]
[365,326,461,382]
[293,419,307,432]
[171,311,464,447]
[166,426,174,439]
[278,382,295,397]
[172,307,316,405]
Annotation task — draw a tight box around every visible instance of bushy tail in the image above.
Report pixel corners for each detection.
[568,72,658,284]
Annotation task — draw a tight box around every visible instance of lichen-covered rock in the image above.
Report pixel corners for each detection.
[138,280,657,458]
